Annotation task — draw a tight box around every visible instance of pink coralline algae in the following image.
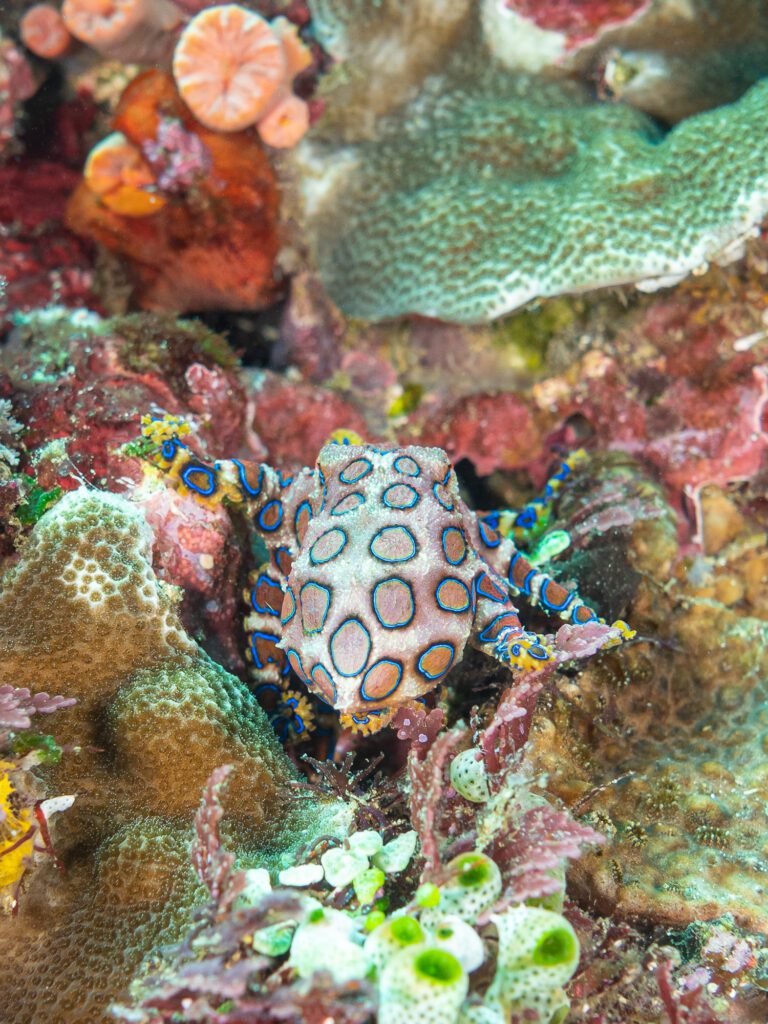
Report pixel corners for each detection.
[141,116,212,193]
[0,162,98,332]
[0,34,35,158]
[503,0,651,48]
[142,417,631,734]
[0,311,257,668]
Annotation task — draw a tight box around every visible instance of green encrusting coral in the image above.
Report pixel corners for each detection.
[0,489,349,1023]
[305,61,768,323]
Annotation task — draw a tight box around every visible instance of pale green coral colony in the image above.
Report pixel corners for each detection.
[305,63,768,323]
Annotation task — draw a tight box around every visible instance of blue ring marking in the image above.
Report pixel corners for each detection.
[519,569,537,596]
[330,618,372,677]
[351,710,386,726]
[286,647,307,681]
[231,459,263,498]
[294,499,313,541]
[258,499,283,532]
[513,508,538,529]
[281,586,296,624]
[571,605,598,624]
[339,457,373,484]
[507,551,525,591]
[249,573,283,616]
[478,613,516,643]
[181,463,217,496]
[361,659,403,701]
[248,630,281,669]
[417,643,455,680]
[161,438,185,461]
[435,578,471,613]
[278,471,294,488]
[282,694,306,736]
[442,468,452,485]
[300,581,332,634]
[382,483,419,510]
[441,526,467,566]
[393,455,421,477]
[432,481,454,511]
[508,640,551,662]
[310,527,348,565]
[474,573,506,604]
[317,466,327,513]
[539,579,575,612]
[331,492,365,516]
[310,663,337,705]
[274,545,292,575]
[372,577,415,629]
[370,525,417,564]
[478,519,501,548]
[253,681,280,699]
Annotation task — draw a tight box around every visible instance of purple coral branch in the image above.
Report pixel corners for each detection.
[0,684,75,732]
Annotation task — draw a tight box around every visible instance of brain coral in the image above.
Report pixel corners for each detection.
[303,58,768,323]
[0,489,347,1023]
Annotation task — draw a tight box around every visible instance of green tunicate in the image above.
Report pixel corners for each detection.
[529,530,572,567]
[416,883,441,908]
[353,867,386,905]
[414,949,463,985]
[390,917,424,945]
[532,927,578,967]
[456,854,492,888]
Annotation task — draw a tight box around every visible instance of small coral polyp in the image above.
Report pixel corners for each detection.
[172,4,311,144]
[173,4,287,132]
[83,130,165,216]
[62,0,182,63]
[20,4,73,60]
[142,416,630,734]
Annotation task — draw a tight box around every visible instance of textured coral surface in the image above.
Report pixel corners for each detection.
[0,489,346,1023]
[304,59,768,322]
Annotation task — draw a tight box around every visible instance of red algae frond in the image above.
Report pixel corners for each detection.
[173,4,287,133]
[20,5,74,60]
[83,130,165,216]
[61,0,182,61]
[257,94,309,149]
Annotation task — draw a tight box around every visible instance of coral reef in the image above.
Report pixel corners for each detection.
[302,59,768,322]
[0,160,98,332]
[513,453,768,945]
[66,70,282,312]
[0,31,35,158]
[142,416,631,735]
[0,486,348,1023]
[1,0,768,1020]
[486,0,768,123]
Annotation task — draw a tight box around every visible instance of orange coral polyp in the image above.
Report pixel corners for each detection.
[20,4,74,60]
[173,4,287,133]
[84,131,165,217]
[62,0,180,55]
[271,17,313,81]
[257,94,310,149]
